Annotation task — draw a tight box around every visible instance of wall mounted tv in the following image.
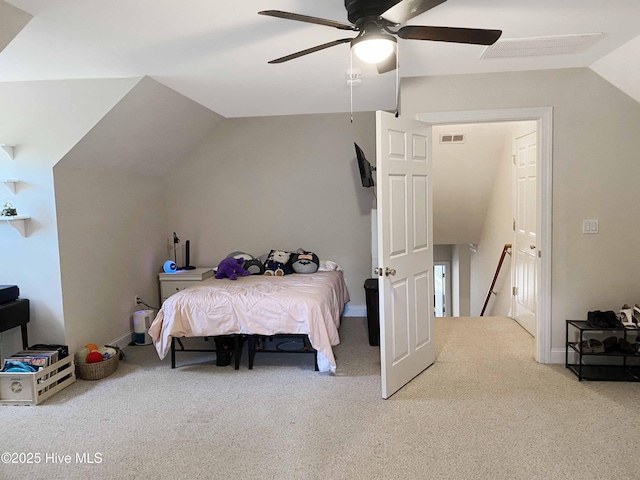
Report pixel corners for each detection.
[355,142,375,188]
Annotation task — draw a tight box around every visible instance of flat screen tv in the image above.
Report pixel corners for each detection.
[355,142,375,188]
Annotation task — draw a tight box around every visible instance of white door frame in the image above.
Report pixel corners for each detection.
[434,261,451,317]
[417,108,552,364]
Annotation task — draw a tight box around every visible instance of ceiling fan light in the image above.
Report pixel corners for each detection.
[352,35,396,64]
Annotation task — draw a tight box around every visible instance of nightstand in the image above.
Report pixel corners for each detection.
[158,267,215,303]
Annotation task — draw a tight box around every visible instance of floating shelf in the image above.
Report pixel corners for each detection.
[0,144,16,160]
[2,215,30,237]
[1,179,19,194]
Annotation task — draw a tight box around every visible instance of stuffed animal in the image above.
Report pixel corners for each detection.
[291,250,319,274]
[264,250,293,276]
[215,257,250,280]
[86,351,103,363]
[226,251,254,263]
[243,258,265,275]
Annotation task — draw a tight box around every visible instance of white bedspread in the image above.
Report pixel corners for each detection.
[149,271,350,373]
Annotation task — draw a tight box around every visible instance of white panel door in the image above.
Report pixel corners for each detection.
[376,111,435,399]
[512,129,537,336]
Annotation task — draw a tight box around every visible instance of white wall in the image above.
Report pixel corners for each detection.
[432,123,510,245]
[163,112,376,309]
[53,167,167,352]
[0,1,31,54]
[434,245,452,263]
[451,245,471,317]
[51,76,222,353]
[57,77,224,176]
[0,78,138,357]
[402,67,640,350]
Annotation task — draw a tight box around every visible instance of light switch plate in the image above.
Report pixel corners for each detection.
[582,219,599,234]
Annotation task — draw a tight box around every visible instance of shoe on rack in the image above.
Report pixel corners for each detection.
[575,339,605,353]
[603,336,618,352]
[603,311,624,328]
[618,338,635,354]
[587,311,608,328]
[620,304,635,327]
[589,339,605,353]
[588,310,624,328]
[575,340,593,353]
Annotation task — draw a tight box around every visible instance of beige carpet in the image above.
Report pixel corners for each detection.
[1,316,639,480]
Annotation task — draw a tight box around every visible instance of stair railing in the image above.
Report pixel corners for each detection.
[480,244,512,316]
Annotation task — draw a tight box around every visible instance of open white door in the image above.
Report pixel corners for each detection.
[376,111,435,399]
[512,128,537,336]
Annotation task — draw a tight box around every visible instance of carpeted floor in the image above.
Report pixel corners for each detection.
[1,316,639,480]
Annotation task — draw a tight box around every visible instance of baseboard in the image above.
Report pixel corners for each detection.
[110,331,136,349]
[550,348,567,364]
[343,304,366,317]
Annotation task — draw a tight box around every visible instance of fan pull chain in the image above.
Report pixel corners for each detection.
[350,49,353,123]
[395,46,399,118]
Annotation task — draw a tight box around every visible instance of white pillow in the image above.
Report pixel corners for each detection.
[318,260,343,272]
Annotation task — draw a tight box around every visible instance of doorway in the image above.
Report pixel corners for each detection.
[417,107,552,364]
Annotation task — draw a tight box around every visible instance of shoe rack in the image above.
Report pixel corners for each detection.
[565,320,640,381]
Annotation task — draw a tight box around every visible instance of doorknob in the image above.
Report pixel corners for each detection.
[385,267,396,276]
[530,245,536,249]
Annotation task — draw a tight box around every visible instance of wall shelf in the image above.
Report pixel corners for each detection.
[2,216,30,237]
[0,144,16,160]
[1,179,19,194]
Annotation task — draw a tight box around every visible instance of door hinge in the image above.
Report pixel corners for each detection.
[513,219,516,231]
[512,154,516,165]
[512,286,518,296]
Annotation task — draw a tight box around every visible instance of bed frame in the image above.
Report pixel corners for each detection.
[248,334,318,371]
[170,335,243,370]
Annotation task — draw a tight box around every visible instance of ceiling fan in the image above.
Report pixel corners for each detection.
[259,0,502,74]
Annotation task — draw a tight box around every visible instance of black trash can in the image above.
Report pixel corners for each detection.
[364,278,379,346]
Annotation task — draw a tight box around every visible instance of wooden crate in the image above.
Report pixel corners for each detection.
[0,356,76,405]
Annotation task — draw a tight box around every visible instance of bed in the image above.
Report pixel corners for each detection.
[148,271,350,373]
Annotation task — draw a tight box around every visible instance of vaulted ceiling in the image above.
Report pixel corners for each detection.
[2,0,640,118]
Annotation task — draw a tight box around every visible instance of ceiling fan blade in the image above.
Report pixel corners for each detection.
[267,38,353,64]
[398,26,502,45]
[376,48,397,74]
[381,0,448,25]
[259,10,357,31]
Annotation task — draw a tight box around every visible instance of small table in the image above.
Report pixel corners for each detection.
[158,267,215,303]
[0,299,30,349]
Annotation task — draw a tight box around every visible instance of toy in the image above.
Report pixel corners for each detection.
[291,250,319,274]
[227,251,254,263]
[264,250,293,276]
[215,257,250,280]
[86,343,98,351]
[86,351,103,363]
[243,258,265,275]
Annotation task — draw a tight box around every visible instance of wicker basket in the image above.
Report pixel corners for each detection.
[77,352,119,381]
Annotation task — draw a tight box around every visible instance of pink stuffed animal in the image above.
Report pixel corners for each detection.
[215,257,250,280]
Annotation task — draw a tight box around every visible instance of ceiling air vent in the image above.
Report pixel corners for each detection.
[439,133,465,144]
[481,33,604,59]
